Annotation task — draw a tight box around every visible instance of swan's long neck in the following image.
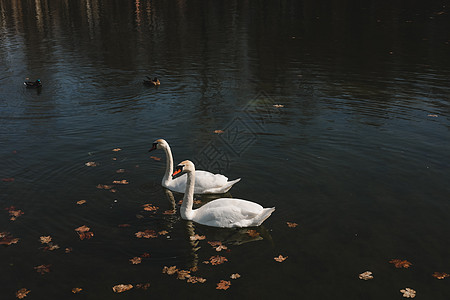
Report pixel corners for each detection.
[180,170,195,220]
[162,145,174,186]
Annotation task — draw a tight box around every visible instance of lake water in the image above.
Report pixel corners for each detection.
[1,1,449,299]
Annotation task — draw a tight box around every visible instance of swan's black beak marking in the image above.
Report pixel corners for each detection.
[172,165,184,178]
[149,143,157,152]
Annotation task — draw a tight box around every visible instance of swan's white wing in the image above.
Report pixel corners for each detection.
[166,170,240,194]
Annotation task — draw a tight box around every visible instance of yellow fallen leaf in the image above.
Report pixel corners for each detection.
[112,148,122,152]
[432,272,449,279]
[359,271,373,280]
[39,236,52,244]
[400,287,416,298]
[216,280,231,290]
[214,130,224,134]
[72,287,82,294]
[274,255,288,262]
[77,200,87,205]
[16,288,30,299]
[230,273,241,279]
[112,284,133,293]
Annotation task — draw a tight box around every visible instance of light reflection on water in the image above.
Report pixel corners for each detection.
[1,0,450,299]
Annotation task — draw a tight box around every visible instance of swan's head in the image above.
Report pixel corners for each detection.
[172,160,195,178]
[149,139,168,152]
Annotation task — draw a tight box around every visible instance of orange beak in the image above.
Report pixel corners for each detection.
[172,169,182,177]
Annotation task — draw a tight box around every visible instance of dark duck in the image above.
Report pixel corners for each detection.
[24,79,42,88]
[143,76,160,86]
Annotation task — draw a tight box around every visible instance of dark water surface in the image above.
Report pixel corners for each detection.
[1,1,450,299]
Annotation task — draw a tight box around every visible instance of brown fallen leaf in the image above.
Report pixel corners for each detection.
[112,148,122,152]
[112,284,133,293]
[286,222,298,228]
[135,283,151,290]
[0,232,19,246]
[162,266,178,275]
[150,156,161,161]
[142,204,159,211]
[75,225,90,233]
[96,184,113,190]
[190,234,206,241]
[72,288,83,294]
[209,255,228,265]
[129,257,142,264]
[163,209,176,215]
[2,178,15,182]
[16,288,30,299]
[141,252,151,258]
[77,231,94,240]
[208,241,228,252]
[432,272,449,279]
[34,264,51,274]
[85,161,97,167]
[65,247,73,253]
[246,229,260,237]
[274,255,288,263]
[116,169,125,173]
[389,259,412,268]
[158,230,169,236]
[76,200,87,205]
[42,242,60,251]
[214,130,224,134]
[135,230,157,238]
[39,236,52,244]
[5,206,24,221]
[273,104,284,108]
[113,179,129,185]
[230,273,241,279]
[359,271,373,280]
[400,287,416,298]
[216,280,231,290]
[177,270,191,280]
[428,114,438,117]
[187,276,207,284]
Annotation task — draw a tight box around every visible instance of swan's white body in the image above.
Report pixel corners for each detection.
[150,139,240,194]
[175,160,275,228]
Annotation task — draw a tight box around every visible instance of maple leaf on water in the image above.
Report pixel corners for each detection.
[16,288,30,299]
[112,148,122,152]
[72,288,82,294]
[130,257,142,264]
[150,156,161,161]
[142,204,159,211]
[400,288,416,298]
[75,226,94,240]
[76,200,87,205]
[389,259,412,268]
[286,222,298,228]
[163,209,176,215]
[246,229,260,237]
[85,161,97,167]
[214,130,224,134]
[112,180,129,185]
[216,280,231,290]
[96,184,113,190]
[135,229,157,239]
[136,283,151,290]
[230,273,241,279]
[112,284,133,293]
[158,230,169,236]
[432,272,450,279]
[209,255,228,265]
[187,276,207,284]
[274,255,288,263]
[190,234,206,241]
[208,241,228,252]
[177,270,191,280]
[5,206,24,221]
[162,266,178,275]
[42,242,60,251]
[358,271,374,280]
[0,232,19,246]
[34,264,51,275]
[39,236,52,244]
[75,225,90,233]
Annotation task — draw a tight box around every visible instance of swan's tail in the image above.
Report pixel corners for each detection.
[221,178,241,193]
[254,207,275,226]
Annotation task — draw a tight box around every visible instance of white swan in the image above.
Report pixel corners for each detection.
[149,139,241,194]
[172,160,275,228]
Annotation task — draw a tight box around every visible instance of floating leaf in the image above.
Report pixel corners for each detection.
[216,280,231,290]
[230,273,241,279]
[246,230,260,237]
[65,247,73,253]
[428,114,438,117]
[400,288,416,298]
[34,264,51,275]
[208,241,228,252]
[136,283,151,290]
[113,179,129,185]
[116,169,125,173]
[141,252,151,258]
[286,222,298,228]
[130,257,142,264]
[214,130,224,134]
[190,234,206,241]
[112,284,133,293]
[75,225,90,233]
[389,259,412,268]
[187,276,207,284]
[273,104,284,108]
[16,288,30,299]
[96,184,113,190]
[85,162,97,167]
[2,178,15,182]
[163,209,176,215]
[177,270,191,280]
[142,204,159,211]
[162,266,178,275]
[274,255,288,262]
[150,156,161,161]
[75,226,94,240]
[0,232,19,246]
[158,230,169,236]
[76,200,87,205]
[135,230,157,238]
[209,255,228,265]
[42,243,60,251]
[432,272,449,279]
[112,148,122,152]
[72,288,82,294]
[358,271,373,280]
[39,236,52,244]
[5,206,24,221]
